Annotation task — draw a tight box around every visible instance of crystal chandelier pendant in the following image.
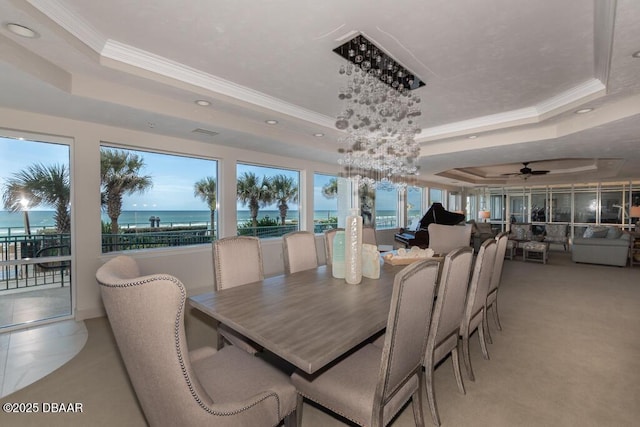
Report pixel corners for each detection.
[333,34,424,191]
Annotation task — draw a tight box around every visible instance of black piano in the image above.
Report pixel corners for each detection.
[394,203,465,248]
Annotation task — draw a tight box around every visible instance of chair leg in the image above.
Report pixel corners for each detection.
[216,332,225,350]
[294,394,303,427]
[492,298,503,331]
[484,307,493,344]
[284,407,298,427]
[451,346,465,394]
[425,364,441,426]
[478,313,490,361]
[461,334,475,382]
[412,371,426,427]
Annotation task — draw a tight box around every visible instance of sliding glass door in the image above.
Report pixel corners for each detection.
[0,133,73,330]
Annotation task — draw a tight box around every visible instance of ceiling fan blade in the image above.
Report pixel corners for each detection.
[530,170,549,175]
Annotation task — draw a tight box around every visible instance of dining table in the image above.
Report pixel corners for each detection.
[188,260,432,375]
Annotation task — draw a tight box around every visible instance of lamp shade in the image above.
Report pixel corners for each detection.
[479,210,491,219]
[630,206,640,218]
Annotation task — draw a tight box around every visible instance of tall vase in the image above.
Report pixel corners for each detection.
[345,208,363,284]
[332,230,345,279]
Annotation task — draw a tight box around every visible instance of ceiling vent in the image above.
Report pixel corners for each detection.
[192,128,219,137]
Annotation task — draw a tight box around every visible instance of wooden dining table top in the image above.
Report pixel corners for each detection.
[188,262,415,374]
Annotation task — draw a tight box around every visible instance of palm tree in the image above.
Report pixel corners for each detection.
[2,163,71,233]
[237,172,272,228]
[100,149,152,236]
[194,176,217,236]
[271,174,299,225]
[322,177,338,199]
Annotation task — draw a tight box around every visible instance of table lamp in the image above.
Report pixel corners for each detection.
[630,205,640,230]
[479,210,491,223]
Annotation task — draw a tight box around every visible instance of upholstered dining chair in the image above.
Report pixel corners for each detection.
[283,231,319,274]
[291,260,439,427]
[424,246,474,426]
[96,255,297,427]
[460,238,497,381]
[427,223,473,255]
[485,232,509,343]
[323,227,344,265]
[213,236,263,354]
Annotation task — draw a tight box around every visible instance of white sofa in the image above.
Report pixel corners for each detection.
[571,226,631,267]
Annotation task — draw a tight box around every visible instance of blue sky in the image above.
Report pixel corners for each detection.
[1,137,354,212]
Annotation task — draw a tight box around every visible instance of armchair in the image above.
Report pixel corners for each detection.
[543,223,569,250]
[96,255,297,427]
[508,223,532,241]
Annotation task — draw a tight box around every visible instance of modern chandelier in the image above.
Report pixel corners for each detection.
[333,34,424,190]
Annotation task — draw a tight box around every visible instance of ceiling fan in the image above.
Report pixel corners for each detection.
[502,162,550,179]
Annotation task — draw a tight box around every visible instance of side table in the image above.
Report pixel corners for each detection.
[629,232,640,267]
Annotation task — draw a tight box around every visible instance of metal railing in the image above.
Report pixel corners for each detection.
[1,234,72,292]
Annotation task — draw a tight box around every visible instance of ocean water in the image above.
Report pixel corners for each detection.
[0,209,405,235]
[0,210,336,234]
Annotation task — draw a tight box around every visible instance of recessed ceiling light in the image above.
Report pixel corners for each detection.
[194,100,210,106]
[265,120,278,125]
[313,133,325,137]
[6,23,38,38]
[467,135,478,139]
[575,108,594,114]
[632,50,640,58]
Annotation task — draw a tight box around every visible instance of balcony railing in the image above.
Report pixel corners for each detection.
[1,234,72,292]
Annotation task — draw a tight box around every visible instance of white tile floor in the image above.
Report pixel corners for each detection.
[0,319,87,398]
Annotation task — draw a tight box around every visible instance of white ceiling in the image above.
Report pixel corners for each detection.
[1,0,639,187]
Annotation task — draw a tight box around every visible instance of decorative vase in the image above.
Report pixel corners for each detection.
[361,243,380,279]
[332,230,346,279]
[345,208,363,284]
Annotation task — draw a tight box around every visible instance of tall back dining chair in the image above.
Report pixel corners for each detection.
[424,246,474,426]
[213,236,263,354]
[96,255,297,427]
[428,223,472,255]
[291,260,439,427]
[485,232,509,343]
[460,238,497,381]
[283,231,318,274]
[323,227,344,265]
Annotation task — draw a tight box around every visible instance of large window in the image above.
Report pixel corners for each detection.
[313,173,339,233]
[429,188,443,205]
[1,134,73,329]
[600,186,624,224]
[100,146,218,252]
[375,186,398,229]
[237,163,299,238]
[406,186,423,227]
[573,187,597,224]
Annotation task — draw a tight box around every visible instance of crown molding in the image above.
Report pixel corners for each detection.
[26,0,106,52]
[594,0,617,87]
[418,107,539,141]
[418,78,606,142]
[100,40,335,129]
[535,78,605,116]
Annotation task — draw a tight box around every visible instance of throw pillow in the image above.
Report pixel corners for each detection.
[514,227,526,240]
[606,227,623,239]
[583,226,608,238]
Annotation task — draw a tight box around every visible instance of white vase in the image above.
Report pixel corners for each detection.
[332,230,345,279]
[345,209,363,284]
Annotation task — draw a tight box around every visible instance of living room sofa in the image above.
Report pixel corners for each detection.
[571,226,631,267]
